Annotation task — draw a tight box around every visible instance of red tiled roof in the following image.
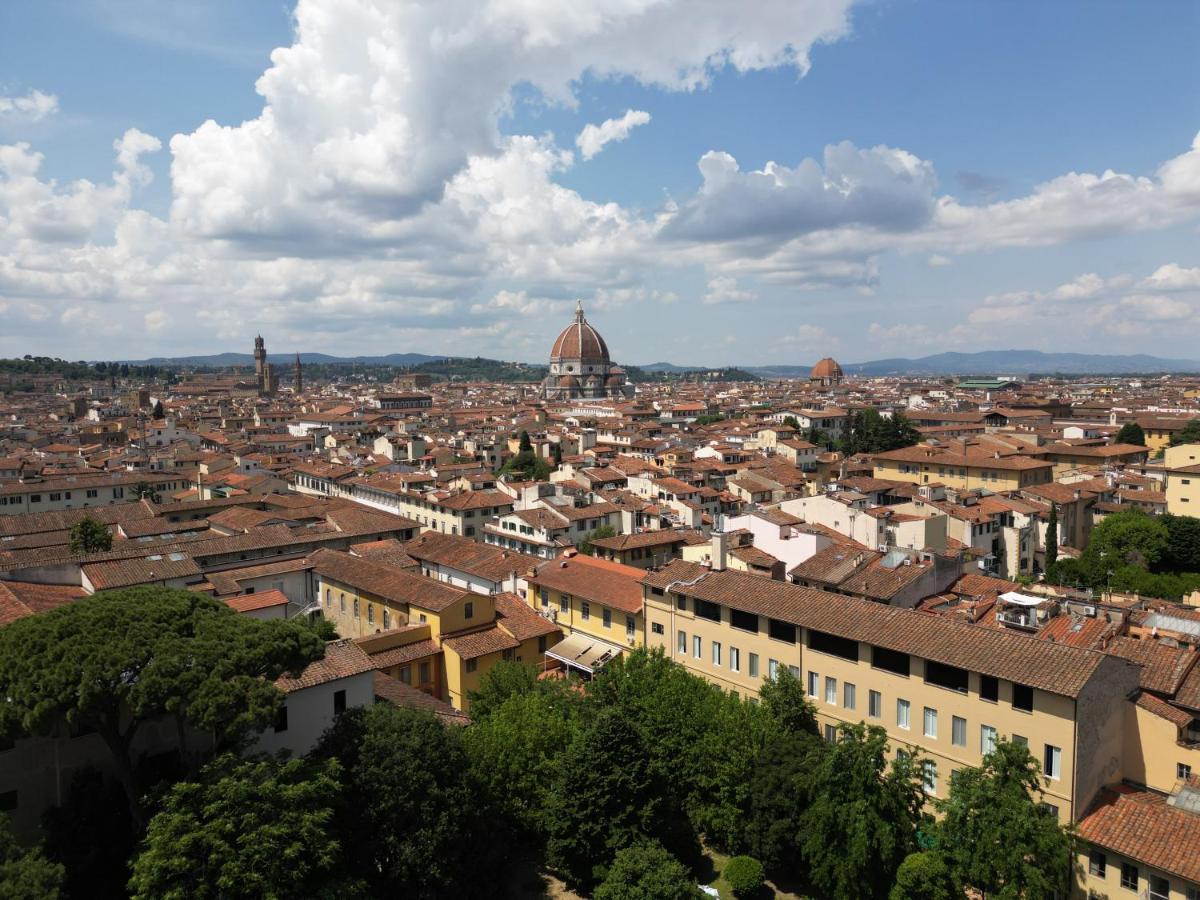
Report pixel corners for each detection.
[275,639,375,692]
[1077,786,1200,884]
[527,554,644,614]
[225,589,290,613]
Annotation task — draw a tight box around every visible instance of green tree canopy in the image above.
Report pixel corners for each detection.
[579,523,617,556]
[465,689,579,840]
[545,707,685,890]
[68,516,113,554]
[758,666,819,737]
[593,842,702,900]
[130,482,161,504]
[1169,419,1200,446]
[519,429,533,452]
[723,855,765,898]
[799,723,928,900]
[889,850,958,900]
[0,587,324,827]
[1164,513,1200,572]
[1086,509,1169,570]
[312,703,495,897]
[127,754,349,900]
[0,817,64,900]
[936,739,1073,899]
[1115,421,1146,446]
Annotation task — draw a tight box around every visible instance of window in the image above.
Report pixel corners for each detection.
[730,647,740,672]
[1148,875,1169,900]
[581,602,590,621]
[1012,734,1028,746]
[419,661,430,683]
[334,689,346,714]
[464,601,474,619]
[1087,850,1106,878]
[325,588,331,608]
[824,724,838,743]
[825,676,837,705]
[274,706,289,733]
[693,635,702,659]
[398,665,411,684]
[30,494,41,503]
[924,660,969,694]
[1119,862,1138,891]
[749,653,759,678]
[808,629,858,661]
[1044,744,1061,780]
[869,690,882,719]
[367,605,374,624]
[353,598,359,617]
[678,630,687,654]
[730,608,758,632]
[923,707,938,739]
[560,594,569,613]
[712,642,721,666]
[897,699,911,729]
[540,588,549,608]
[86,489,97,498]
[922,760,937,794]
[768,658,779,679]
[383,609,390,629]
[626,616,635,638]
[981,724,997,756]
[602,608,612,629]
[465,658,477,673]
[789,665,800,679]
[981,674,999,702]
[651,622,664,635]
[1013,683,1034,712]
[872,645,910,677]
[676,594,687,610]
[844,682,856,710]
[768,618,796,643]
[695,599,722,622]
[1179,762,1193,781]
[952,716,967,747]
[807,671,820,697]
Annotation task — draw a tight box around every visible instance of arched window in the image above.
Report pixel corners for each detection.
[324,588,331,607]
[339,593,345,612]
[353,598,360,617]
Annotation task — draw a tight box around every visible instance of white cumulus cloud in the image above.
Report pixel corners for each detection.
[576,109,651,160]
[0,89,59,122]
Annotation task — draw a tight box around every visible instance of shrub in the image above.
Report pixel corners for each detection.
[724,855,765,898]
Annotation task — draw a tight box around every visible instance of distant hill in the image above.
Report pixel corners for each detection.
[638,361,706,373]
[745,350,1200,378]
[116,352,442,368]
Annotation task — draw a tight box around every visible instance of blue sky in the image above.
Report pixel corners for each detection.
[1,0,1198,364]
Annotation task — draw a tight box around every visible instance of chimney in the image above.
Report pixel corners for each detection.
[711,530,728,572]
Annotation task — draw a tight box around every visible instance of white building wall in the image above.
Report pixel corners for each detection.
[251,671,375,758]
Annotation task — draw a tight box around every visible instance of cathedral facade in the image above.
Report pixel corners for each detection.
[541,302,631,402]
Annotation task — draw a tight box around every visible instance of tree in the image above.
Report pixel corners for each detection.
[745,731,823,873]
[545,708,683,890]
[68,516,112,554]
[1115,422,1145,446]
[758,667,819,737]
[0,588,324,828]
[1086,509,1169,570]
[465,689,579,839]
[889,851,958,900]
[130,482,161,504]
[1044,503,1058,570]
[579,524,617,556]
[593,842,701,900]
[312,704,495,897]
[519,429,533,453]
[1163,514,1200,572]
[127,754,350,900]
[42,768,135,900]
[937,739,1073,899]
[723,855,765,898]
[799,723,928,900]
[551,441,563,466]
[0,817,64,899]
[465,659,542,719]
[1170,419,1200,446]
[782,416,800,431]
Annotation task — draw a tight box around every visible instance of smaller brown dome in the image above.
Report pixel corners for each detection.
[810,357,844,380]
[558,374,580,387]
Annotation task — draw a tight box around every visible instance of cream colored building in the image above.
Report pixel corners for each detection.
[1165,443,1200,515]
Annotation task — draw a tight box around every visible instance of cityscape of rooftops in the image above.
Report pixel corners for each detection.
[1,2,1199,898]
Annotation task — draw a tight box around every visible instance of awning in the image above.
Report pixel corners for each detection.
[998,591,1043,607]
[544,631,624,675]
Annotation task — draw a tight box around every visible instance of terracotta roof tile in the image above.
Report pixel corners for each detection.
[1077,786,1200,884]
[276,639,375,692]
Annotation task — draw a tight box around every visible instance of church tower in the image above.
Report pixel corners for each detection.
[253,335,266,381]
[293,354,303,394]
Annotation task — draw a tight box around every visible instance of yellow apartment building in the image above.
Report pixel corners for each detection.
[640,560,1138,823]
[313,549,559,710]
[873,445,1054,492]
[524,552,645,675]
[1165,444,1200,515]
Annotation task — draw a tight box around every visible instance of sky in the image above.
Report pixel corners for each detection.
[1,0,1198,366]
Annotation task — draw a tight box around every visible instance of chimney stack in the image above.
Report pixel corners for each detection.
[711,529,728,572]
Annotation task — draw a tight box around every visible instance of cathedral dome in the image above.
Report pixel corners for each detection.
[550,301,610,363]
[810,357,844,380]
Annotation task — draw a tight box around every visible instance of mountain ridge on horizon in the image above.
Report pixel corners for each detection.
[113,348,1200,376]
